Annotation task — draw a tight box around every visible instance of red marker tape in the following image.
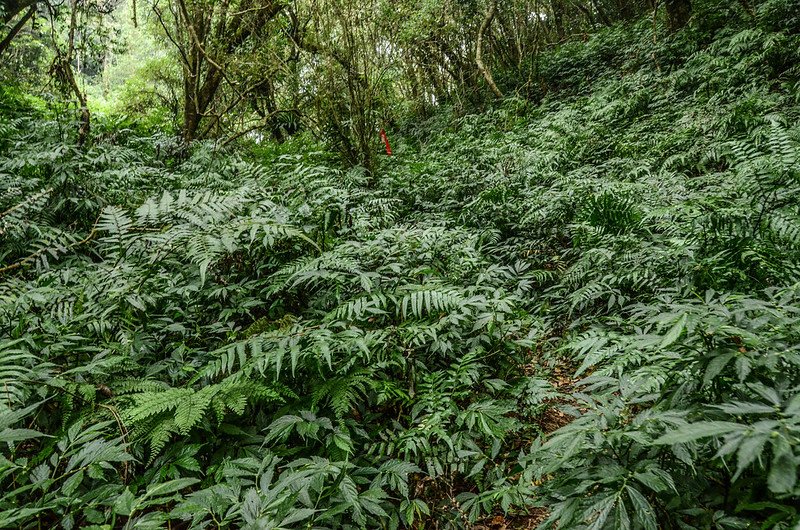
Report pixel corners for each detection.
[379,128,392,156]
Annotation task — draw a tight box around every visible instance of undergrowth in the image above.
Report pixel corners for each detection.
[2,0,800,528]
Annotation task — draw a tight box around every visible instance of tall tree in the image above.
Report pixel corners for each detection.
[291,0,395,172]
[153,0,285,143]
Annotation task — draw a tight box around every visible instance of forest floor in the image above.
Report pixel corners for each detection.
[2,2,800,527]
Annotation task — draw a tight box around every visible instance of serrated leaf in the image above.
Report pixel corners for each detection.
[768,453,798,493]
[626,486,656,530]
[660,313,687,349]
[61,470,84,497]
[113,489,136,516]
[280,508,316,526]
[143,478,200,500]
[654,421,743,445]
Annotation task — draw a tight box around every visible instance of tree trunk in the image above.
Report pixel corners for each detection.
[167,0,284,144]
[65,0,90,146]
[476,0,503,99]
[182,98,201,143]
[182,66,222,143]
[550,0,566,40]
[666,0,691,31]
[0,5,34,57]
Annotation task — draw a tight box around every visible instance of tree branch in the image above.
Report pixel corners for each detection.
[0,5,35,57]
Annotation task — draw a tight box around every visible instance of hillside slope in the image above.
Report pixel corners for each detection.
[1,0,800,528]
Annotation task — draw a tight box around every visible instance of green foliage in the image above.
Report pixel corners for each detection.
[2,0,800,528]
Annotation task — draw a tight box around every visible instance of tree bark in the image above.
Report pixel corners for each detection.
[65,0,90,146]
[476,0,503,99]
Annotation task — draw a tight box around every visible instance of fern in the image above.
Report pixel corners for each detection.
[0,339,37,411]
[2,6,800,528]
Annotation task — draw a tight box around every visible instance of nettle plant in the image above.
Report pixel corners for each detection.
[0,118,549,529]
[521,287,800,529]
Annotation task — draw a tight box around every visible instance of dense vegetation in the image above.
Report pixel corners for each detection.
[2,0,800,528]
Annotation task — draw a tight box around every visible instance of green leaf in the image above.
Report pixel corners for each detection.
[768,453,798,493]
[332,431,352,454]
[614,500,631,530]
[280,508,316,526]
[660,313,687,349]
[654,421,743,445]
[585,495,615,530]
[633,470,668,493]
[626,486,656,530]
[703,353,733,386]
[113,489,136,516]
[339,476,359,506]
[61,470,84,497]
[241,488,263,525]
[142,478,200,500]
[174,388,214,435]
[0,428,48,443]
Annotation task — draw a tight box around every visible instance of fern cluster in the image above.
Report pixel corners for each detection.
[2,0,800,528]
